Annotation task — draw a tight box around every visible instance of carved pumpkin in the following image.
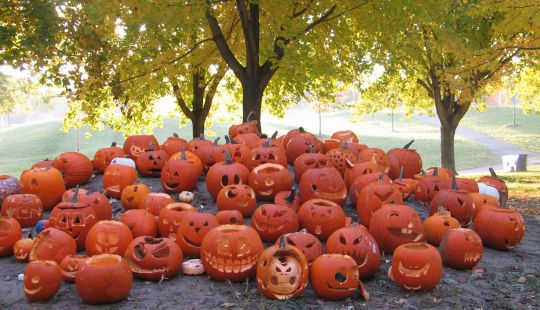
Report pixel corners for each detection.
[326,224,380,279]
[299,167,347,206]
[135,143,169,177]
[389,242,442,291]
[423,208,460,246]
[0,216,21,256]
[348,172,392,204]
[176,209,219,257]
[387,140,422,179]
[274,188,302,212]
[356,177,403,227]
[326,148,359,175]
[216,210,245,225]
[20,166,66,210]
[206,150,250,199]
[0,175,20,203]
[293,146,330,182]
[310,254,369,301]
[392,167,420,200]
[331,130,359,143]
[456,177,479,193]
[124,236,183,281]
[228,111,259,137]
[120,183,151,210]
[157,202,196,240]
[297,199,347,241]
[421,167,455,179]
[13,237,33,261]
[474,205,525,251]
[24,260,62,302]
[102,163,138,199]
[123,134,160,160]
[215,135,250,164]
[359,147,389,173]
[343,159,380,189]
[62,188,112,221]
[30,227,76,263]
[251,204,299,243]
[341,142,368,157]
[52,152,93,187]
[234,132,261,150]
[278,229,322,264]
[415,167,451,206]
[1,194,43,227]
[85,220,133,256]
[160,133,189,157]
[285,128,322,163]
[92,142,125,173]
[249,163,293,200]
[200,225,263,282]
[440,228,483,269]
[477,167,508,201]
[110,157,136,168]
[216,184,257,217]
[369,204,425,254]
[245,139,287,170]
[257,236,309,300]
[139,193,175,218]
[322,138,341,153]
[119,209,158,238]
[255,131,286,152]
[59,254,88,282]
[162,148,203,193]
[76,254,133,304]
[471,193,499,218]
[429,176,474,226]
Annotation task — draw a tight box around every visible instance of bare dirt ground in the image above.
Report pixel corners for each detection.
[1,173,539,310]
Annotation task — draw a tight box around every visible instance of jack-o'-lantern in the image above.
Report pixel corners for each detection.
[216,184,257,217]
[139,193,174,218]
[206,150,250,199]
[299,167,347,206]
[76,254,133,304]
[110,157,136,168]
[331,130,359,144]
[440,228,483,269]
[423,207,460,246]
[257,236,309,299]
[52,152,93,187]
[162,148,203,193]
[136,142,169,177]
[30,227,77,263]
[0,216,22,256]
[234,132,261,150]
[359,148,389,173]
[0,175,20,203]
[348,173,392,204]
[392,167,420,200]
[62,188,112,221]
[49,187,99,250]
[297,199,347,241]
[471,193,499,217]
[326,148,359,175]
[415,168,451,206]
[216,210,245,225]
[123,134,160,159]
[120,183,151,210]
[310,254,369,301]
[31,159,53,169]
[20,166,65,210]
[389,242,442,291]
[176,208,219,257]
[59,254,88,282]
[369,204,424,254]
[161,133,189,157]
[429,176,474,226]
[251,204,299,243]
[456,177,479,193]
[477,167,507,201]
[278,229,322,264]
[24,260,62,302]
[326,224,381,279]
[293,146,330,182]
[356,177,403,227]
[322,139,341,153]
[188,134,213,154]
[13,236,33,261]
[1,194,43,227]
[274,188,302,212]
[387,140,422,179]
[421,167,454,179]
[102,163,138,199]
[119,209,158,238]
[245,139,287,170]
[124,236,183,281]
[85,220,133,256]
[92,142,125,173]
[285,128,322,163]
[200,225,264,282]
[474,205,525,251]
[228,111,259,137]
[158,202,196,240]
[343,159,380,189]
[191,137,220,171]
[341,142,368,157]
[249,163,293,200]
[255,131,286,152]
[215,135,250,164]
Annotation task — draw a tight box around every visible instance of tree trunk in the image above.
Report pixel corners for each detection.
[191,112,206,138]
[242,80,264,131]
[440,122,457,171]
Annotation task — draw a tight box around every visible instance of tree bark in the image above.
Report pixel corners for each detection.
[191,112,206,137]
[440,122,457,171]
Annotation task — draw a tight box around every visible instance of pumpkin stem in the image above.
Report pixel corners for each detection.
[403,139,414,149]
[149,141,155,151]
[199,205,205,212]
[180,147,187,160]
[285,188,296,203]
[378,174,383,183]
[433,167,438,177]
[224,135,231,144]
[213,137,220,145]
[307,145,315,153]
[345,158,354,169]
[358,280,370,301]
[263,138,271,147]
[270,131,278,140]
[451,175,458,190]
[489,167,497,178]
[298,127,305,133]
[111,142,117,147]
[223,150,233,165]
[173,132,179,138]
[399,166,404,182]
[278,235,287,250]
[71,185,80,203]
[247,111,256,122]
[500,191,508,208]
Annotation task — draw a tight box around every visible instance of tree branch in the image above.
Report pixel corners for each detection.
[172,83,194,119]
[203,63,227,115]
[417,78,434,98]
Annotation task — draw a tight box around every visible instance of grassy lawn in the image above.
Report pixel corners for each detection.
[460,107,540,153]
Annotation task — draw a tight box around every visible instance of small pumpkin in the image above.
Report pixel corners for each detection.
[102,163,138,199]
[178,191,195,203]
[13,236,33,262]
[423,207,460,246]
[157,202,196,240]
[24,260,62,302]
[429,176,474,226]
[182,258,205,275]
[388,242,442,291]
[59,254,88,282]
[120,183,151,210]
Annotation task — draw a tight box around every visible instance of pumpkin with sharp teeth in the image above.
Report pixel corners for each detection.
[123,134,160,160]
[423,208,460,246]
[24,260,62,302]
[162,148,203,193]
[356,177,403,227]
[293,146,330,183]
[257,236,309,300]
[251,204,299,243]
[285,127,322,163]
[124,236,183,281]
[216,184,256,217]
[429,176,474,226]
[59,254,88,282]
[277,229,322,264]
[455,177,479,193]
[13,237,33,261]
[85,220,133,256]
[297,199,347,241]
[249,163,293,200]
[343,159,381,189]
[119,209,158,238]
[30,227,76,264]
[387,140,423,179]
[359,148,390,173]
[62,188,112,221]
[274,188,302,212]
[200,225,264,282]
[440,228,483,269]
[121,184,151,210]
[139,193,175,218]
[245,139,288,170]
[310,254,370,301]
[216,210,245,225]
[326,224,381,279]
[176,210,219,257]
[135,143,169,177]
[1,194,43,228]
[20,166,66,210]
[0,216,22,256]
[52,152,94,187]
[389,242,442,291]
[102,163,138,199]
[369,204,425,254]
[0,175,20,203]
[92,142,125,173]
[477,167,507,200]
[415,167,451,206]
[299,167,347,206]
[206,150,250,199]
[161,133,189,157]
[474,205,525,251]
[348,172,392,204]
[158,202,196,240]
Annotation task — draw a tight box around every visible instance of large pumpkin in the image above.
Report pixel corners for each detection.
[439,228,483,269]
[429,176,474,226]
[356,177,403,227]
[124,236,183,281]
[118,209,158,238]
[388,242,442,291]
[20,166,65,211]
[474,205,525,251]
[206,150,250,199]
[30,227,77,263]
[62,188,112,221]
[176,209,219,257]
[52,152,94,187]
[162,147,203,193]
[245,139,287,170]
[299,167,347,206]
[1,194,43,228]
[387,140,422,179]
[123,134,160,159]
[85,220,133,256]
[23,260,62,302]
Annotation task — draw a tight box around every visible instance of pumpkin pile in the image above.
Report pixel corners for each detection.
[0,124,526,304]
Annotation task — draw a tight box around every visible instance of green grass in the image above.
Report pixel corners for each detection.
[464,165,540,197]
[461,107,540,153]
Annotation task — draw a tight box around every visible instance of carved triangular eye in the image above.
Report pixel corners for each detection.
[148,155,154,160]
[261,207,267,216]
[173,171,179,177]
[353,238,361,245]
[339,233,347,245]
[305,241,315,248]
[268,153,276,160]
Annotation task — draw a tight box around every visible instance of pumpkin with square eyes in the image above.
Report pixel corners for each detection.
[62,188,112,221]
[348,173,392,204]
[13,237,33,262]
[423,208,460,246]
[310,254,369,301]
[124,236,183,281]
[24,260,62,302]
[251,204,299,243]
[52,152,94,188]
[119,209,158,238]
[286,128,322,163]
[200,225,264,282]
[59,254,88,282]
[474,205,525,251]
[161,133,189,157]
[274,188,302,212]
[1,194,43,228]
[217,184,257,217]
[299,167,347,206]
[102,163,138,199]
[30,227,77,263]
[216,210,245,225]
[85,220,133,256]
[20,166,66,211]
[0,175,20,203]
[136,143,169,177]
[176,210,219,257]
[356,177,403,227]
[331,130,359,144]
[162,148,203,194]
[121,184,151,210]
[123,134,160,160]
[158,202,196,240]
[206,150,250,199]
[369,204,425,254]
[257,236,309,300]
[440,228,483,269]
[297,199,347,241]
[389,242,442,291]
[326,224,381,279]
[277,229,322,264]
[343,159,381,189]
[387,140,423,179]
[429,176,474,226]
[415,167,451,206]
[92,142,125,173]
[0,216,22,256]
[359,148,390,173]
[293,146,330,183]
[249,163,293,200]
[477,167,508,201]
[215,135,250,164]
[139,193,174,218]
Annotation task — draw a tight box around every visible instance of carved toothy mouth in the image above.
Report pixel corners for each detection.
[203,252,258,274]
[258,189,274,196]
[388,228,423,241]
[24,286,42,295]
[61,269,77,279]
[94,244,119,254]
[398,261,430,278]
[15,253,28,260]
[127,259,168,275]
[463,252,481,263]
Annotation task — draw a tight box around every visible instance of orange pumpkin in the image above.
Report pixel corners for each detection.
[102,164,138,199]
[1,194,43,227]
[206,150,250,199]
[285,128,322,163]
[0,216,22,256]
[387,140,422,179]
[423,208,460,246]
[85,220,133,256]
[228,112,259,137]
[348,172,392,204]
[249,163,293,200]
[277,229,323,264]
[216,184,257,217]
[160,133,189,157]
[13,237,33,261]
[135,143,169,177]
[123,134,160,160]
[477,167,508,200]
[157,202,196,240]
[124,236,183,281]
[120,183,151,210]
[216,210,245,225]
[139,193,175,218]
[343,159,381,189]
[30,227,77,263]
[359,148,389,173]
[215,135,251,164]
[176,209,219,257]
[245,139,287,170]
[389,242,442,291]
[356,177,403,227]
[474,205,525,251]
[92,142,125,173]
[24,260,62,302]
[20,166,65,210]
[440,228,483,269]
[251,204,299,243]
[299,167,347,206]
[52,152,94,187]
[118,209,158,238]
[331,130,359,143]
[429,176,474,226]
[162,148,203,193]
[274,188,302,212]
[297,199,346,241]
[62,188,112,221]
[59,254,89,282]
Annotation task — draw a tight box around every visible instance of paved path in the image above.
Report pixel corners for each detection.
[417,115,540,175]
